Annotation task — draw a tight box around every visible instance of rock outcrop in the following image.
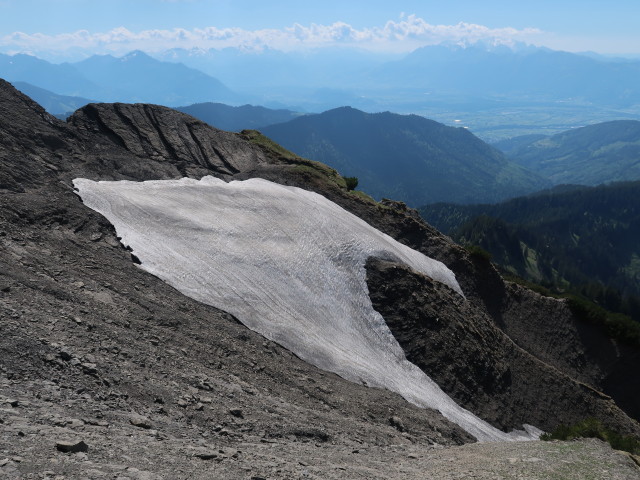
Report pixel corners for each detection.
[366,258,638,435]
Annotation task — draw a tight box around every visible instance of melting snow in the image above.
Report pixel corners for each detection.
[74,176,540,442]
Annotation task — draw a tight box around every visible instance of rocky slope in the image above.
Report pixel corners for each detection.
[1,79,639,478]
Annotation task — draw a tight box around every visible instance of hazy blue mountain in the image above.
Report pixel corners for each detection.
[0,53,100,97]
[175,102,304,132]
[262,106,549,205]
[506,120,640,185]
[72,51,243,106]
[491,134,548,156]
[12,81,93,116]
[157,47,393,90]
[374,45,640,107]
[158,45,640,141]
[4,45,640,141]
[0,51,242,107]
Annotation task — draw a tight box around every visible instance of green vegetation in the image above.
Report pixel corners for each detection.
[504,120,640,186]
[344,176,358,191]
[541,418,640,455]
[348,189,376,203]
[565,296,640,348]
[262,107,549,206]
[420,181,640,324]
[241,129,300,161]
[420,181,640,349]
[464,244,492,263]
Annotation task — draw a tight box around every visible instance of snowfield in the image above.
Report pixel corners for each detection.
[74,176,540,442]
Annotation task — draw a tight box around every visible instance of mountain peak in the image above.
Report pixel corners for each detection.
[121,50,153,61]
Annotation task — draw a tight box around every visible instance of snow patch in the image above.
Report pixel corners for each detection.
[73,176,540,442]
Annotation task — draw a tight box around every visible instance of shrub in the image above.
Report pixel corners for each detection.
[344,176,359,191]
[566,295,640,348]
[541,418,640,455]
[464,244,492,262]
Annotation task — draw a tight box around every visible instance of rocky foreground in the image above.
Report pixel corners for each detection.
[1,79,639,478]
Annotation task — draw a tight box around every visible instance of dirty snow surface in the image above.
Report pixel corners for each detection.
[74,176,539,442]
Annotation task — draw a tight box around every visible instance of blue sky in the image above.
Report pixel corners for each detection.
[1,0,639,60]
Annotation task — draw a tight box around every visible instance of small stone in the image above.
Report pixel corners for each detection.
[129,414,152,429]
[1,285,10,293]
[0,458,8,467]
[229,408,244,418]
[56,440,89,453]
[59,349,73,361]
[7,399,19,407]
[195,451,218,460]
[68,418,85,428]
[81,363,98,375]
[89,233,102,242]
[389,415,405,432]
[85,419,109,427]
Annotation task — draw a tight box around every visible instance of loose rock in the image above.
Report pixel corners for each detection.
[56,440,89,453]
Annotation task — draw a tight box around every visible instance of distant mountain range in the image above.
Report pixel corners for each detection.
[419,181,640,319]
[0,51,243,106]
[72,51,243,105]
[495,120,640,185]
[2,45,640,140]
[372,45,640,107]
[262,106,549,205]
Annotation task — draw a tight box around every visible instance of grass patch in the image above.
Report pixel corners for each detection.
[464,244,492,263]
[566,295,640,348]
[348,189,376,203]
[502,271,558,298]
[241,129,299,161]
[541,418,640,455]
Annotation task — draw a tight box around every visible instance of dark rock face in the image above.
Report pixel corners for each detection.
[497,284,640,422]
[366,258,639,435]
[1,75,639,462]
[68,103,269,178]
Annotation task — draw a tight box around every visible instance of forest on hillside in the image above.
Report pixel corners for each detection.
[419,181,640,323]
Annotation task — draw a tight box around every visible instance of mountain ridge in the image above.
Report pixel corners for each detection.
[503,120,640,185]
[262,106,550,205]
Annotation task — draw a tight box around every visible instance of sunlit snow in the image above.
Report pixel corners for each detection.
[74,176,540,442]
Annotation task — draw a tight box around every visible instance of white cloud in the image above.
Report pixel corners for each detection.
[0,15,544,60]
